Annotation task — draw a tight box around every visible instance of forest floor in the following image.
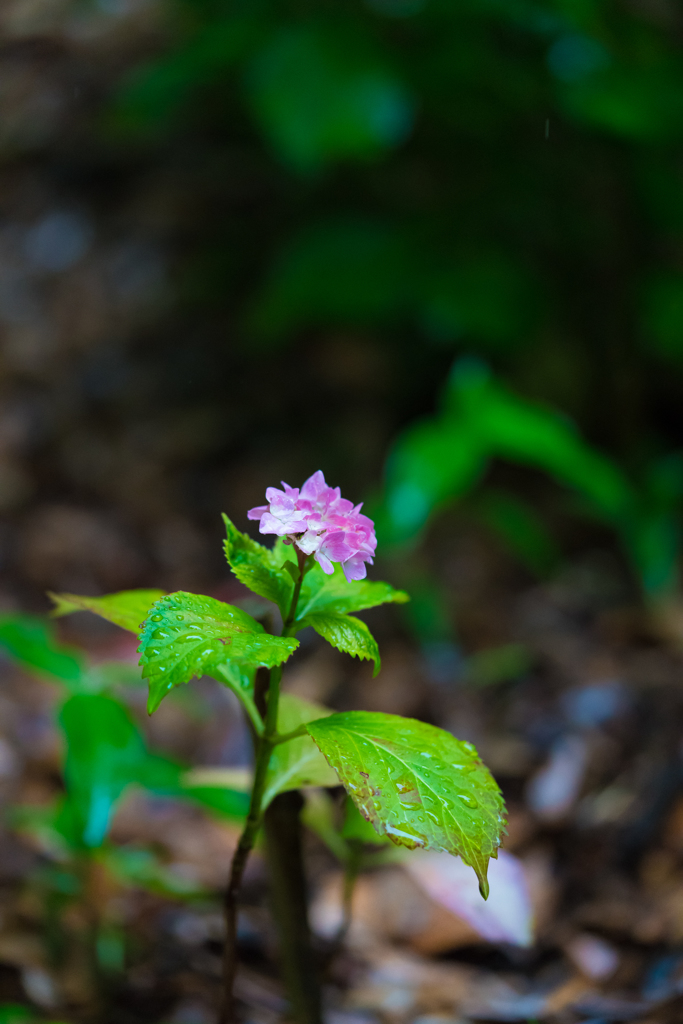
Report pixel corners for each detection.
[1,524,683,1024]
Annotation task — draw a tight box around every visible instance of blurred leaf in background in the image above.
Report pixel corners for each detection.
[246,21,415,171]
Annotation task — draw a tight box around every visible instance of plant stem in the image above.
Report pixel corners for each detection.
[220,712,276,1024]
[264,791,322,1024]
[220,548,313,1024]
[337,841,363,946]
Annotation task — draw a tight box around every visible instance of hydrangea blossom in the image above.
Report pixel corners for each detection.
[248,470,377,581]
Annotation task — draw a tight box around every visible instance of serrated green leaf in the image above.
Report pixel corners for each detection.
[299,611,381,676]
[306,711,506,898]
[139,591,298,713]
[222,513,294,616]
[0,615,83,685]
[48,589,167,633]
[295,562,409,619]
[262,694,339,809]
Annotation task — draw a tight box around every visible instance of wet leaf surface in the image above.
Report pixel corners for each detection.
[307,710,506,896]
[138,592,298,712]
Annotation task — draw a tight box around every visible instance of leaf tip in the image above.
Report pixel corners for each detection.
[147,690,162,715]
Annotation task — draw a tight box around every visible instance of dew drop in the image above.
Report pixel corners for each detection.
[176,614,184,621]
[458,793,478,809]
[151,614,163,622]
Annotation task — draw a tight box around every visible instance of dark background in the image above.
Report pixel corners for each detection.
[2,0,683,615]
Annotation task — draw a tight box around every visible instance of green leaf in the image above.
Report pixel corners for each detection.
[306,711,506,898]
[0,1004,35,1024]
[246,24,414,172]
[182,785,250,821]
[262,694,339,809]
[111,16,264,134]
[104,845,204,897]
[48,589,166,633]
[0,615,83,684]
[59,694,148,848]
[139,591,298,713]
[248,219,411,343]
[300,790,349,862]
[299,611,381,677]
[222,513,293,617]
[476,488,560,578]
[215,660,256,696]
[296,562,408,619]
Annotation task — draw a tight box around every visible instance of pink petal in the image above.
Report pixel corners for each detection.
[300,471,327,500]
[342,556,368,582]
[319,531,355,563]
[265,486,287,503]
[404,849,533,948]
[247,505,268,520]
[259,512,291,535]
[315,551,335,574]
[297,531,322,555]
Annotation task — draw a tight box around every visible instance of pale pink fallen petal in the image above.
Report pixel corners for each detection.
[565,933,619,979]
[526,733,588,821]
[403,848,534,947]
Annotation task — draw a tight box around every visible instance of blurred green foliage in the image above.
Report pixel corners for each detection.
[376,359,683,596]
[104,0,683,594]
[0,616,248,856]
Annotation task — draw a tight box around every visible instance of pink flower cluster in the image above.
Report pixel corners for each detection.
[248,471,377,581]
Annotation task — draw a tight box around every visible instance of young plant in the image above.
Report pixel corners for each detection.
[50,471,507,1024]
[0,616,247,1008]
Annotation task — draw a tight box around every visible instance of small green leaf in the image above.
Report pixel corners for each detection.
[296,562,409,619]
[222,513,293,617]
[300,611,381,676]
[183,786,250,820]
[306,711,506,898]
[48,589,166,633]
[283,560,300,582]
[139,591,298,713]
[0,615,83,684]
[301,790,349,862]
[262,694,339,809]
[59,694,148,848]
[104,846,204,897]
